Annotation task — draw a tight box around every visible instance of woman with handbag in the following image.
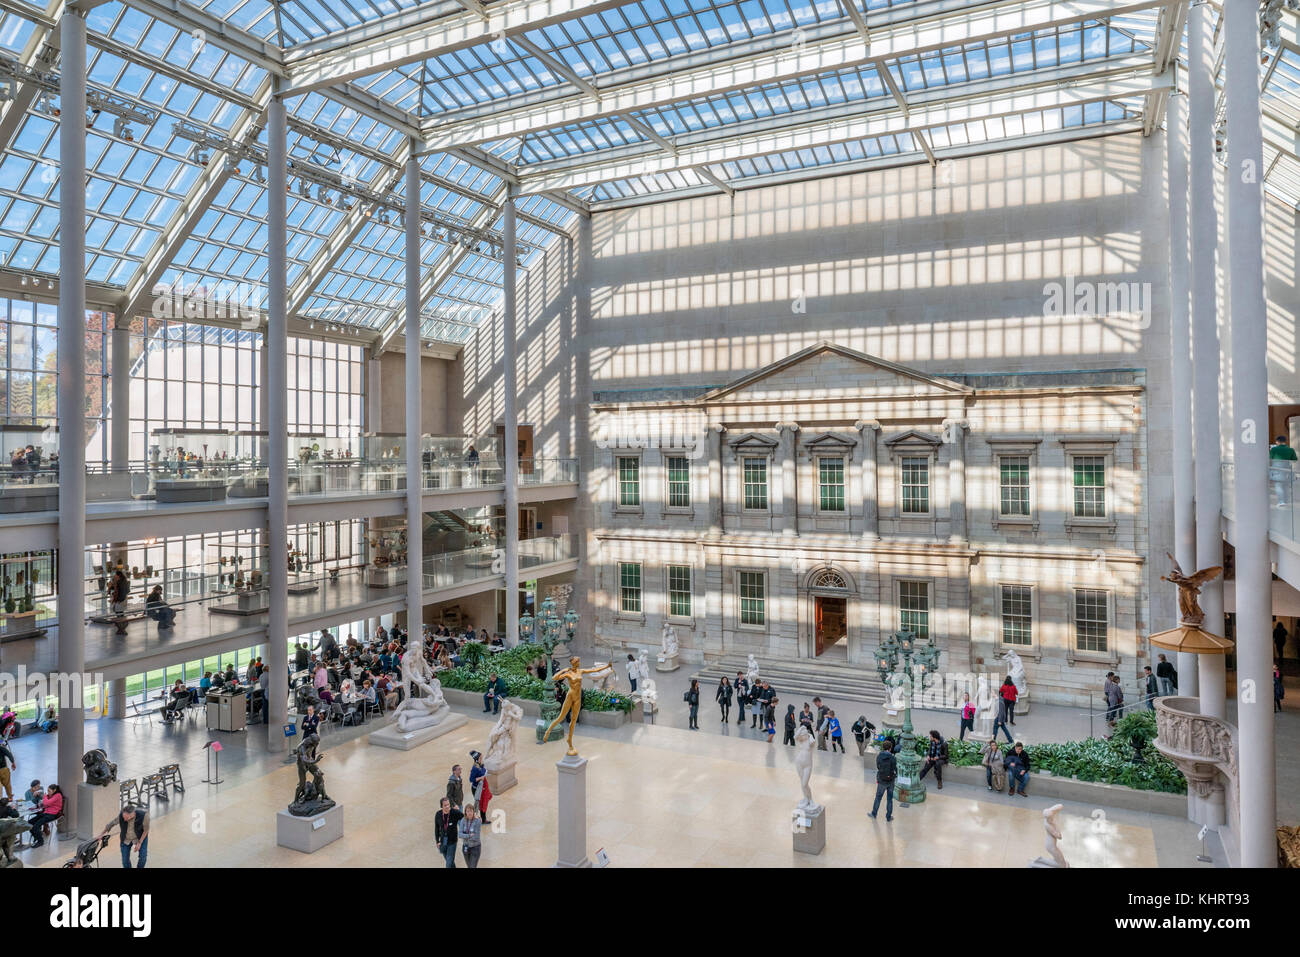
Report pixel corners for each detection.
[685,680,700,730]
[715,676,733,722]
[469,749,493,819]
[958,692,977,741]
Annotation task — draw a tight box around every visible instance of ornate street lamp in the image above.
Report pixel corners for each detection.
[873,630,939,806]
[524,596,574,743]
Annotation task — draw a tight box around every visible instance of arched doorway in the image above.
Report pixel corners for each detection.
[808,568,850,660]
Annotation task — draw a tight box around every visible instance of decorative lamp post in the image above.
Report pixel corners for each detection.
[529,597,571,743]
[873,630,939,806]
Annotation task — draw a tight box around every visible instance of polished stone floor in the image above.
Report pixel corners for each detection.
[12,697,1199,869]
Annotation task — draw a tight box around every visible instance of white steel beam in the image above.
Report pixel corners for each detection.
[424,0,1176,150]
[0,0,63,157]
[519,70,1170,194]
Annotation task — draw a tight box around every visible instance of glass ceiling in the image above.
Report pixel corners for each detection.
[0,0,1287,344]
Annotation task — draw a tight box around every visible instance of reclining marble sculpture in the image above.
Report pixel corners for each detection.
[82,748,118,787]
[391,645,451,733]
[288,733,335,817]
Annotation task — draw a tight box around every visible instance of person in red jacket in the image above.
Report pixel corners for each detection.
[999,676,1019,727]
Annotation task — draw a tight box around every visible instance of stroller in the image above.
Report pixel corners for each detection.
[63,833,111,868]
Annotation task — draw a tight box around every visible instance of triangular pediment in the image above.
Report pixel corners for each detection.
[803,432,857,450]
[728,432,780,451]
[883,428,942,447]
[701,342,974,404]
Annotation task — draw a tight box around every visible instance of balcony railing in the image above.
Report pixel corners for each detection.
[1222,458,1300,541]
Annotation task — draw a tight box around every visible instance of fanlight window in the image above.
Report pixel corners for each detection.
[811,570,848,590]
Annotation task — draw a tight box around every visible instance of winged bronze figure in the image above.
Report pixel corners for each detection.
[1161,552,1222,627]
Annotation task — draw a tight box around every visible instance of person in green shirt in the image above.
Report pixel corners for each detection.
[1270,436,1298,507]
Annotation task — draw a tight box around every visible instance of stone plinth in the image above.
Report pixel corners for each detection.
[76,781,120,839]
[486,763,517,794]
[368,712,467,750]
[276,804,343,853]
[555,753,591,868]
[792,804,826,855]
[655,654,678,673]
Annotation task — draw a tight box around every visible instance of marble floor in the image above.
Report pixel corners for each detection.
[20,706,1193,869]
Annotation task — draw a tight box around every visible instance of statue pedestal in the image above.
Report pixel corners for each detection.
[792,804,826,855]
[555,754,591,868]
[655,653,678,673]
[1015,693,1030,716]
[76,781,119,839]
[486,763,517,794]
[1029,855,1062,868]
[368,712,467,751]
[276,804,343,853]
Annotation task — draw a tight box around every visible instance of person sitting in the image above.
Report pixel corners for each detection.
[162,681,189,722]
[361,679,381,715]
[37,706,57,733]
[23,780,42,805]
[144,585,176,629]
[1004,741,1032,797]
[27,783,63,847]
[199,671,213,694]
[376,673,399,711]
[489,633,504,649]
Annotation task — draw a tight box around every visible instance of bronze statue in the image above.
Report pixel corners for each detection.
[0,818,28,867]
[288,733,335,817]
[543,656,613,757]
[82,748,117,787]
[1161,552,1223,627]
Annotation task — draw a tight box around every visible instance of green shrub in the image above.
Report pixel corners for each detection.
[436,644,633,713]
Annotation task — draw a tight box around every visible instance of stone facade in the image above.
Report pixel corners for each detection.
[589,343,1147,707]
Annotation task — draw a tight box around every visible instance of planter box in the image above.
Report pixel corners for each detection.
[941,763,1186,816]
[441,687,629,728]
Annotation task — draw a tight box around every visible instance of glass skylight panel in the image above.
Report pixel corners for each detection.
[0,11,38,55]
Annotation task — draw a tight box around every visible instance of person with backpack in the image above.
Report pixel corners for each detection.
[850,715,875,756]
[870,743,897,822]
[684,679,700,730]
[958,691,977,741]
[918,730,948,789]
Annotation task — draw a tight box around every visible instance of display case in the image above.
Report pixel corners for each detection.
[364,519,408,588]
[361,432,407,492]
[314,434,361,493]
[0,551,53,643]
[421,434,503,489]
[0,424,58,513]
[288,432,327,495]
[228,430,269,498]
[205,541,272,617]
[145,428,233,503]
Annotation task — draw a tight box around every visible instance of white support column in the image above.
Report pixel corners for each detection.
[1189,1,1225,718]
[1168,85,1199,697]
[56,5,87,835]
[503,190,520,645]
[110,320,130,473]
[265,81,290,751]
[105,678,126,720]
[1225,0,1276,869]
[404,140,425,654]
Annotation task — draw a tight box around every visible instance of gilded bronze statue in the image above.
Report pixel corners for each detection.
[543,656,613,756]
[1161,552,1222,627]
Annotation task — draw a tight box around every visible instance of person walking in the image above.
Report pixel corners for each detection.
[1142,666,1158,710]
[991,690,1014,744]
[826,711,845,753]
[851,715,874,756]
[980,739,1006,792]
[763,697,778,742]
[1275,664,1285,713]
[958,691,977,741]
[459,802,483,868]
[813,697,829,751]
[434,796,463,868]
[446,764,464,809]
[734,670,749,725]
[716,676,733,722]
[1104,672,1125,729]
[469,749,492,819]
[918,730,948,789]
[1274,620,1289,662]
[1155,654,1177,696]
[782,703,797,746]
[870,743,897,822]
[685,679,700,730]
[0,738,15,801]
[999,676,1019,726]
[1005,742,1031,797]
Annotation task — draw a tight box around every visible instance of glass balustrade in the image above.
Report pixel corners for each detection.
[1223,458,1300,541]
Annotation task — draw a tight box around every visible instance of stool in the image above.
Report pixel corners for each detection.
[159,763,184,794]
[119,778,141,807]
[139,772,167,802]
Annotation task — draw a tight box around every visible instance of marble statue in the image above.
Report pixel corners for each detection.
[392,645,452,733]
[484,698,524,772]
[635,677,659,711]
[0,818,27,867]
[746,654,760,685]
[793,724,820,811]
[637,648,650,684]
[82,748,118,787]
[544,656,614,756]
[288,733,335,817]
[660,621,678,658]
[1002,648,1027,697]
[1042,803,1069,868]
[589,661,616,691]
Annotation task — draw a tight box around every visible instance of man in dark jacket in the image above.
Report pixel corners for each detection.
[734,672,749,724]
[870,747,897,821]
[1005,742,1032,796]
[434,796,463,868]
[446,765,464,809]
[1142,666,1159,710]
[1155,654,1177,696]
[918,730,948,789]
[482,672,508,714]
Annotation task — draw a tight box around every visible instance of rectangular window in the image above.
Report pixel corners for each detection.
[901,456,930,514]
[1072,455,1106,518]
[999,456,1031,516]
[739,571,765,626]
[1074,588,1109,652]
[818,457,845,511]
[899,580,929,640]
[618,457,640,507]
[743,457,768,510]
[667,564,692,618]
[1001,585,1032,646]
[619,562,642,614]
[666,456,690,508]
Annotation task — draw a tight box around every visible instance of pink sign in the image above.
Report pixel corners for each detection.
[211,741,223,752]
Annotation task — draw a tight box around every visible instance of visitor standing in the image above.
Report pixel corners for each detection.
[999,676,1018,726]
[1275,664,1285,713]
[958,691,977,741]
[1275,620,1289,662]
[813,697,829,751]
[1103,672,1125,728]
[851,715,874,756]
[1270,435,1297,506]
[0,738,14,800]
[102,803,148,867]
[764,697,777,742]
[684,679,700,730]
[459,802,483,868]
[734,671,749,725]
[827,710,845,753]
[870,744,896,822]
[1142,666,1158,710]
[980,739,1006,791]
[446,764,464,809]
[918,729,948,788]
[782,704,797,746]
[1155,654,1177,696]
[469,750,492,819]
[626,654,639,693]
[434,796,463,868]
[716,676,732,722]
